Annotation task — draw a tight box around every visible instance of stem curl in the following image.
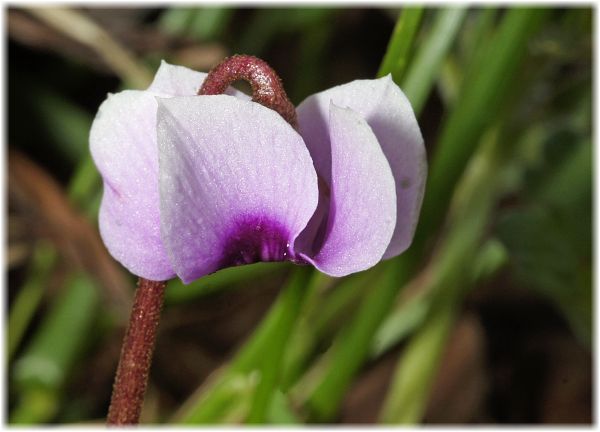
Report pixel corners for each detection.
[199,54,298,129]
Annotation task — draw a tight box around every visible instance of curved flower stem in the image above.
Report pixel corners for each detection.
[107,278,166,425]
[199,54,298,129]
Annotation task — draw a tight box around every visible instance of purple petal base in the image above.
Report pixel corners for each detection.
[218,215,306,269]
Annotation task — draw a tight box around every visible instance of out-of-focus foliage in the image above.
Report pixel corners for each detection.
[160,7,233,42]
[8,6,592,425]
[497,136,592,346]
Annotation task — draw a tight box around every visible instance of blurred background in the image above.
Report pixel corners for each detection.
[7,6,592,425]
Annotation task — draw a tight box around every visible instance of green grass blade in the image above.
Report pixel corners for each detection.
[380,295,457,423]
[13,273,99,391]
[372,236,507,360]
[35,89,93,165]
[7,243,57,361]
[377,7,424,82]
[175,267,318,423]
[237,8,334,56]
[67,155,101,213]
[9,387,57,425]
[380,126,504,423]
[281,270,376,390]
[11,273,99,424]
[370,290,431,358]
[159,7,195,34]
[305,260,400,421]
[189,8,232,40]
[460,8,498,73]
[164,262,290,305]
[299,9,467,421]
[419,9,548,242]
[304,5,550,409]
[160,7,232,41]
[401,7,468,113]
[246,267,313,423]
[268,390,301,424]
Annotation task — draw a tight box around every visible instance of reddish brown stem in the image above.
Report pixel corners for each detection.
[199,54,298,129]
[107,278,166,425]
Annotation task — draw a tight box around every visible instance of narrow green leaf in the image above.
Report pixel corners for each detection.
[470,238,508,283]
[9,387,57,425]
[305,260,400,421]
[159,7,232,41]
[8,243,57,361]
[67,154,101,213]
[378,231,503,423]
[437,56,462,108]
[189,8,232,40]
[370,291,431,359]
[300,8,469,422]
[372,235,507,360]
[175,267,318,423]
[35,89,93,164]
[420,9,548,243]
[13,273,99,391]
[11,273,99,424]
[459,8,498,75]
[380,126,506,423]
[247,267,313,423]
[281,271,370,391]
[401,7,468,113]
[159,7,195,34]
[267,390,301,424]
[537,138,592,210]
[380,295,457,423]
[164,262,290,305]
[176,371,258,424]
[496,138,592,346]
[377,7,424,82]
[236,8,333,55]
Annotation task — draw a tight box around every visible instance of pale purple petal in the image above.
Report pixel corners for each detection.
[297,75,426,259]
[90,90,175,280]
[157,95,318,283]
[148,60,250,99]
[299,103,396,277]
[92,61,253,280]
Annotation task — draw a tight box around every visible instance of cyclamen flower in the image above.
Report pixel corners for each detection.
[90,60,426,283]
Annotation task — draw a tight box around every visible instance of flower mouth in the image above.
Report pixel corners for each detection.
[217,215,295,268]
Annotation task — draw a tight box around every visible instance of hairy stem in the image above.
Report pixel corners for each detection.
[107,278,166,425]
[199,54,298,129]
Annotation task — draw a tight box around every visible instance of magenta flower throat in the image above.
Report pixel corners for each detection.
[90,55,427,284]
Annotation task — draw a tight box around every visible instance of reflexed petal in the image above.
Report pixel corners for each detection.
[297,75,426,259]
[157,95,319,283]
[148,60,250,99]
[90,90,175,280]
[300,103,396,277]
